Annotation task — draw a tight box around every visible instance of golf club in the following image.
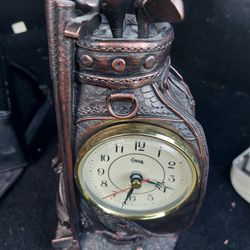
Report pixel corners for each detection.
[101,0,133,38]
[74,0,100,13]
[134,0,184,38]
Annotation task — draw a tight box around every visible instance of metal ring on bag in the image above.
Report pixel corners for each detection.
[107,93,139,119]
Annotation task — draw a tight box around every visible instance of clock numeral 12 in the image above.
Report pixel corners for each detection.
[135,141,146,151]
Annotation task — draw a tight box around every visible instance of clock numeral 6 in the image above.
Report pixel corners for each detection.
[97,168,105,176]
[129,195,136,202]
[135,141,146,151]
[100,180,108,187]
[101,154,110,162]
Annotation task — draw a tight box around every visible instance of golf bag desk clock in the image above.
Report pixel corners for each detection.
[45,0,209,249]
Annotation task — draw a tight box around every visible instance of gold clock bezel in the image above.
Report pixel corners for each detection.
[75,123,200,220]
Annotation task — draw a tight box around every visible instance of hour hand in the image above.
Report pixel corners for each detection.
[122,187,134,206]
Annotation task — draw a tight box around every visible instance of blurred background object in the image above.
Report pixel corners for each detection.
[0,44,50,199]
[231,147,250,203]
[0,0,249,249]
[0,48,27,199]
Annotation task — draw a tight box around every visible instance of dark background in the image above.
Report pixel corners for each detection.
[0,0,250,249]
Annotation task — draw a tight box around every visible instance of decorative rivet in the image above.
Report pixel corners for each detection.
[112,58,126,72]
[80,55,93,67]
[144,55,156,69]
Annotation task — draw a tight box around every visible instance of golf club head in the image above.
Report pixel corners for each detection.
[101,0,133,38]
[74,0,100,13]
[169,0,185,21]
[134,0,184,38]
[141,0,184,23]
[64,13,101,39]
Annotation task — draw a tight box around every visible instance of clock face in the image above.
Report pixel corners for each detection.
[75,123,199,219]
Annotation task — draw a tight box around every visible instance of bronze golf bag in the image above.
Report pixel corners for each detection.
[45,0,209,249]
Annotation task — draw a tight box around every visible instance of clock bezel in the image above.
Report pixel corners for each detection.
[75,123,200,220]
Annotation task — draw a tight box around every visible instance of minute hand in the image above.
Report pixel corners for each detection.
[144,179,174,192]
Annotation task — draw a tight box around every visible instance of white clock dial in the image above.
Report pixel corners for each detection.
[75,124,199,219]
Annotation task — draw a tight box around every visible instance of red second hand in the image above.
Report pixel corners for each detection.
[102,186,131,200]
[102,179,150,200]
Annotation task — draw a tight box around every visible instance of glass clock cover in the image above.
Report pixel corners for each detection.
[75,124,199,220]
